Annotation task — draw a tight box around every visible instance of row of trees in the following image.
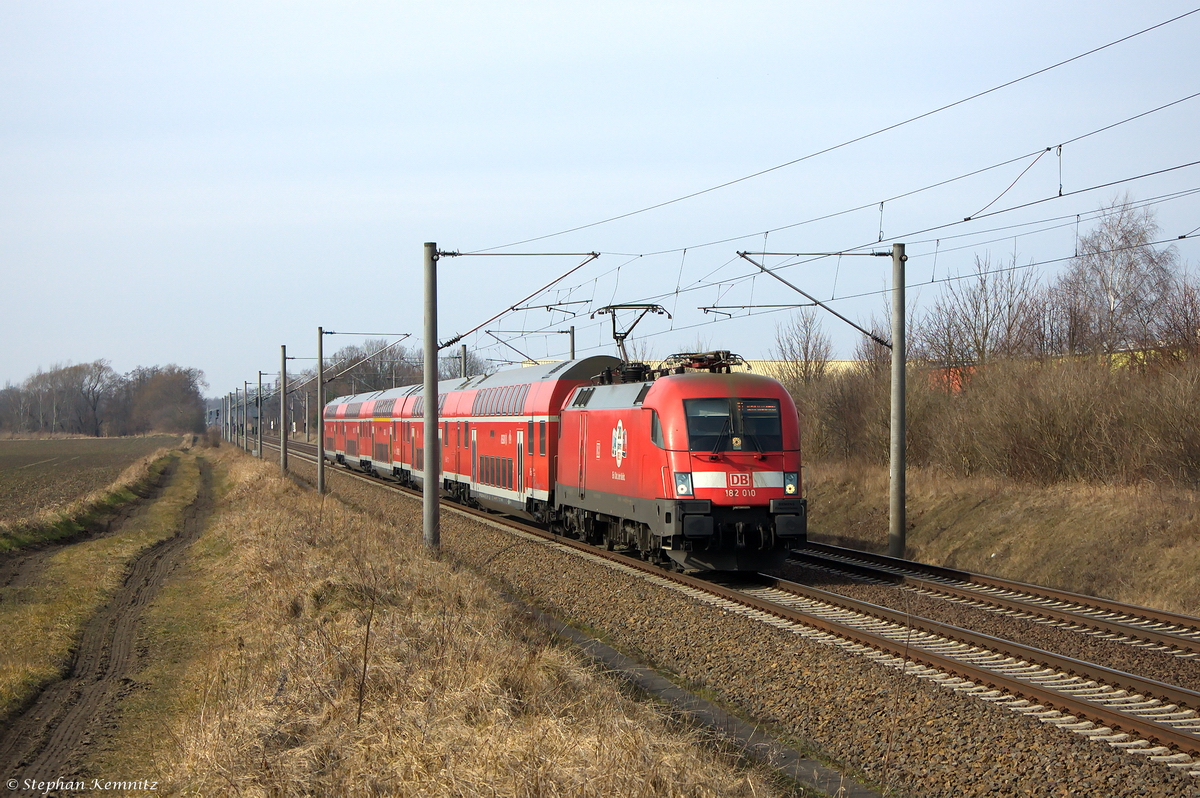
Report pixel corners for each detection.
[773,198,1200,484]
[0,362,208,436]
[914,198,1197,367]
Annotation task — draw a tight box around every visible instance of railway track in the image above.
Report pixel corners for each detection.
[788,544,1200,658]
[257,435,1200,781]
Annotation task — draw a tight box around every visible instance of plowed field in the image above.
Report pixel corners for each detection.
[0,436,177,525]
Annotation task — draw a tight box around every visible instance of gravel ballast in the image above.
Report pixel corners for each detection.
[303,460,1199,797]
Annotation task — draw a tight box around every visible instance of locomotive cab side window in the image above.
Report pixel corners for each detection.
[650,410,664,448]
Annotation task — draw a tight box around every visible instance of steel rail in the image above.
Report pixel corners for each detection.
[262,437,1200,755]
[799,542,1200,644]
[751,572,1200,707]
[788,549,1200,654]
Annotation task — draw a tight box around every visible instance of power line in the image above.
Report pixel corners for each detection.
[604,89,1200,259]
[469,8,1199,254]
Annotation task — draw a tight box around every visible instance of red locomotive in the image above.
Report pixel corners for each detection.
[323,351,806,570]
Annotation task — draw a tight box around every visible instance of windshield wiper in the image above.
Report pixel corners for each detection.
[709,415,731,459]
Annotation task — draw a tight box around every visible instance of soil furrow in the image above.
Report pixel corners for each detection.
[0,457,213,786]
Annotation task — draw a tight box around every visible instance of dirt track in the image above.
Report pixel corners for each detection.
[0,457,213,790]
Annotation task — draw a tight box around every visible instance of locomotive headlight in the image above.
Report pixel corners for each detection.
[674,472,694,496]
[784,472,799,495]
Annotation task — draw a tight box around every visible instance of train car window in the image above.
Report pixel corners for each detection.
[684,398,733,451]
[527,421,534,455]
[650,410,664,448]
[683,398,784,452]
[506,458,512,489]
[539,421,546,455]
[737,399,783,451]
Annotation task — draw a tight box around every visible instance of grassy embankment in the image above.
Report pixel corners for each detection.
[804,459,1200,615]
[89,447,791,797]
[0,435,181,552]
[0,450,201,722]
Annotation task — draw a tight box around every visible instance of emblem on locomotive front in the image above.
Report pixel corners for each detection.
[611,420,628,467]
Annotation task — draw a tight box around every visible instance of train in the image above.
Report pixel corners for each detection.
[322,351,806,570]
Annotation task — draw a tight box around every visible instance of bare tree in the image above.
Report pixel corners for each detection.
[854,313,892,376]
[1053,197,1178,357]
[1160,268,1200,360]
[914,254,1041,366]
[624,338,656,364]
[772,308,833,390]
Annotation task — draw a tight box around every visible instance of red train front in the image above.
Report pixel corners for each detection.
[555,352,806,570]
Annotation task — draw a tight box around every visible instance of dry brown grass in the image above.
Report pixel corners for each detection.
[118,450,786,797]
[804,458,1200,614]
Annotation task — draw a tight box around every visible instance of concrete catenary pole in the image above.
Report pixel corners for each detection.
[280,345,289,476]
[889,243,907,559]
[223,394,229,442]
[304,390,310,443]
[317,327,325,494]
[461,343,467,379]
[569,325,576,359]
[423,242,440,551]
[242,383,249,451]
[257,371,264,458]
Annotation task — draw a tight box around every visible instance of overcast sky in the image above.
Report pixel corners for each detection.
[2,1,1198,396]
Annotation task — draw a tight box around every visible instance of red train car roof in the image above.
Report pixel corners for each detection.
[324,355,621,413]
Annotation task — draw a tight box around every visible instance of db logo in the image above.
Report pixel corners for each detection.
[729,472,751,487]
[611,420,628,467]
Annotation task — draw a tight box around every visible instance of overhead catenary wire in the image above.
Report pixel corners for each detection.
[468,8,1200,254]
[436,252,600,349]
[464,180,1200,365]
[454,92,1200,364]
[613,233,1200,350]
[612,89,1200,260]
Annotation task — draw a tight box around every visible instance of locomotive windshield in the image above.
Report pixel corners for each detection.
[683,398,783,452]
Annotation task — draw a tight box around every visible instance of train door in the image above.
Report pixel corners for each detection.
[517,429,524,494]
[577,414,587,499]
[374,422,390,464]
